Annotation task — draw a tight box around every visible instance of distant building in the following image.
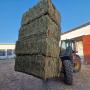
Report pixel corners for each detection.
[61,22,90,64]
[0,44,15,59]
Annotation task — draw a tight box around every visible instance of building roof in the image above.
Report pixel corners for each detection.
[62,22,90,35]
[0,44,15,45]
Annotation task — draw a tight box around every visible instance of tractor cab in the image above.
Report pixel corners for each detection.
[60,39,81,73]
[59,39,81,85]
[60,39,76,60]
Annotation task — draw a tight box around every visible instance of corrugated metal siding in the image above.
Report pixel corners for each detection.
[83,35,90,64]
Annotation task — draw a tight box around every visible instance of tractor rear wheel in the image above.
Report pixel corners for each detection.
[63,60,73,85]
[74,55,81,72]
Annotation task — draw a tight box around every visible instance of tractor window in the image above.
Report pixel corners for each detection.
[60,41,67,56]
[71,42,74,51]
[61,41,66,50]
[60,40,74,56]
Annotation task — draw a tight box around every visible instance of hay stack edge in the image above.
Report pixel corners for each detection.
[15,0,61,80]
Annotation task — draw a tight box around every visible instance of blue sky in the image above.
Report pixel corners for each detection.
[0,0,90,43]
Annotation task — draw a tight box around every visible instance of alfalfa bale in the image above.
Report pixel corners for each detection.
[15,37,60,58]
[21,0,60,26]
[15,0,61,80]
[19,15,60,41]
[15,55,45,78]
[15,55,59,80]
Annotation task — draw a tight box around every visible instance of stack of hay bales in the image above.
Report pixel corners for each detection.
[15,0,61,80]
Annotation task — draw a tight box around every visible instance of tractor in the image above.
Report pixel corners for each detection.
[59,39,81,85]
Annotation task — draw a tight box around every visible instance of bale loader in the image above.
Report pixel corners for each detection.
[59,39,81,85]
[15,0,81,85]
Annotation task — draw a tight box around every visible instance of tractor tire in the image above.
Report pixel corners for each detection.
[74,55,81,72]
[63,60,73,85]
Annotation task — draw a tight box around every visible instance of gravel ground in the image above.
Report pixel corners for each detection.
[0,59,90,90]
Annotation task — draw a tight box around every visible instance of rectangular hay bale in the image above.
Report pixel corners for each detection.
[15,37,60,58]
[15,55,59,80]
[21,0,60,26]
[19,15,60,41]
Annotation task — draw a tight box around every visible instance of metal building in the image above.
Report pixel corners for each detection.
[0,44,15,59]
[61,22,90,64]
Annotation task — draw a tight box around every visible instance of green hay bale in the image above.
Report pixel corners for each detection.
[15,55,60,80]
[21,0,60,26]
[19,15,60,41]
[15,37,60,58]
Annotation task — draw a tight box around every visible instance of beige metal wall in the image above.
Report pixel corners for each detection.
[0,44,15,59]
[0,44,15,49]
[61,24,90,40]
[75,41,84,63]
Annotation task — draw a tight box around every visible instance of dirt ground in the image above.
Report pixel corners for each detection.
[0,59,90,90]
